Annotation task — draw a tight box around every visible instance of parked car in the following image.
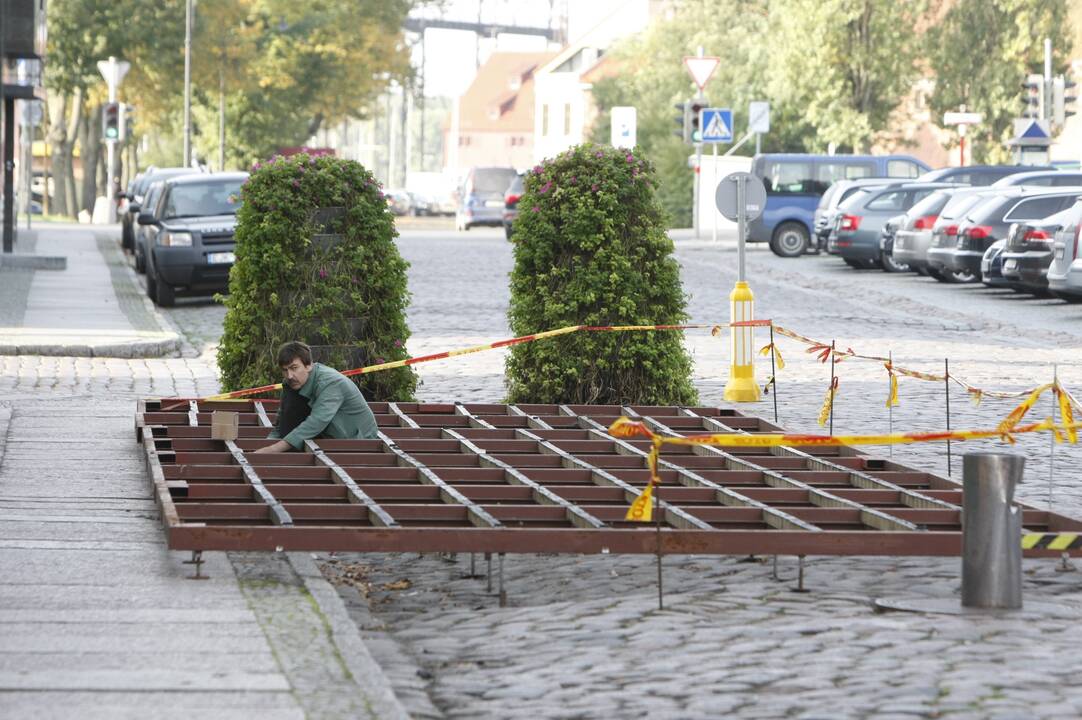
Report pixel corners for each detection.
[938,187,1082,284]
[924,188,1017,282]
[892,188,963,276]
[878,213,909,272]
[1001,203,1082,294]
[121,167,201,254]
[132,180,168,274]
[829,182,954,268]
[503,173,524,240]
[989,170,1082,188]
[746,153,930,257]
[455,166,519,231]
[917,164,1055,186]
[814,178,903,252]
[1047,197,1082,302]
[141,172,248,307]
[385,190,412,216]
[980,239,1009,287]
[118,173,144,251]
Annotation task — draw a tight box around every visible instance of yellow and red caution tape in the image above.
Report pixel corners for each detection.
[611,414,1082,521]
[201,323,720,401]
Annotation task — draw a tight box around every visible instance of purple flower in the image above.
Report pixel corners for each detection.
[531,206,540,213]
[318,267,328,279]
[252,162,262,171]
[595,151,604,158]
[376,357,386,364]
[539,181,553,194]
[292,179,301,188]
[533,165,543,175]
[591,184,598,192]
[631,167,639,177]
[570,176,577,184]
[394,339,403,348]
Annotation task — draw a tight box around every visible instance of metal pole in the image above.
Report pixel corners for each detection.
[1044,37,1053,123]
[22,107,30,229]
[888,351,893,458]
[755,132,761,155]
[1049,365,1057,509]
[828,340,836,437]
[183,0,193,168]
[655,477,663,611]
[218,65,225,171]
[961,452,1024,609]
[711,143,717,242]
[106,58,117,223]
[945,359,952,478]
[769,323,778,424]
[693,140,702,238]
[3,96,15,252]
[737,174,746,282]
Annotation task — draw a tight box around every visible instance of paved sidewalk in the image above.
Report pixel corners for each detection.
[0,223,180,357]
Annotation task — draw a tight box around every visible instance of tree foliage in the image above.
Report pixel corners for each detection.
[926,0,1073,163]
[506,144,697,406]
[217,154,416,400]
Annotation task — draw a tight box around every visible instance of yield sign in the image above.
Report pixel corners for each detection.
[683,56,720,91]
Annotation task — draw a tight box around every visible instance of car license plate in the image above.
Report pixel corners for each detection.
[1055,246,1065,259]
[1003,259,1017,271]
[207,251,235,265]
[485,200,503,208]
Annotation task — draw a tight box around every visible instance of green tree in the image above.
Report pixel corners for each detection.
[588,0,810,227]
[506,144,697,406]
[927,0,1073,163]
[766,0,927,153]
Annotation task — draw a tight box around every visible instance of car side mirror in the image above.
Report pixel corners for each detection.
[136,212,156,225]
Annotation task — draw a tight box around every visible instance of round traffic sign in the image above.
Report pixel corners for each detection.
[715,171,767,222]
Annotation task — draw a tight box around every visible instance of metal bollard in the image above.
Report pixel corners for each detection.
[961,453,1025,609]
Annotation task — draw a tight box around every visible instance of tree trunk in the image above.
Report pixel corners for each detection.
[80,102,103,216]
[63,87,83,218]
[47,92,69,217]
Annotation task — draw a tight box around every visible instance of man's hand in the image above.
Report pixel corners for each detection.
[253,440,292,454]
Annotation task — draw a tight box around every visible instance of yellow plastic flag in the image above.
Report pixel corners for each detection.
[625,482,654,522]
[759,343,785,370]
[817,378,839,427]
[1056,385,1077,444]
[997,384,1053,434]
[885,363,899,408]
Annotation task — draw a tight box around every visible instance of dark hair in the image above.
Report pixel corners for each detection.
[277,341,312,368]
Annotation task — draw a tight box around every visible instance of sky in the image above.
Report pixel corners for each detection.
[410,0,637,98]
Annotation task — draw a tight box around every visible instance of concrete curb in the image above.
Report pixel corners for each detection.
[0,337,181,358]
[0,254,66,270]
[288,551,411,720]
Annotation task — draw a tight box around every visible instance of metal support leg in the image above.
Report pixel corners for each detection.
[183,550,208,580]
[772,555,779,581]
[1056,552,1075,573]
[498,553,507,607]
[792,555,807,593]
[962,453,1024,609]
[485,553,492,592]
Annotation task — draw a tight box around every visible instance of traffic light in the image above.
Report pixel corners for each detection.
[102,102,121,141]
[689,100,709,143]
[673,100,690,143]
[121,103,134,139]
[1022,74,1045,120]
[1053,74,1077,126]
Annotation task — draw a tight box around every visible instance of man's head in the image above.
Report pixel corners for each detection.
[277,341,314,390]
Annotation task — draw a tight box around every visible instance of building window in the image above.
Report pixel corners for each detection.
[564,104,571,135]
[542,105,549,136]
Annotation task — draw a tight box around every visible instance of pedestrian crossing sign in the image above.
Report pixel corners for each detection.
[700,108,733,143]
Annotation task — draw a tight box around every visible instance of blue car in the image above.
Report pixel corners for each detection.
[748,153,930,257]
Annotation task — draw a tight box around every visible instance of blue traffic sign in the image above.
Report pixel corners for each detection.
[700,108,733,143]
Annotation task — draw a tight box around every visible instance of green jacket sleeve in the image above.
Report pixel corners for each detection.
[282,383,345,450]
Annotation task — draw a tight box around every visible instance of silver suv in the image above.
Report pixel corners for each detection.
[1047,197,1082,302]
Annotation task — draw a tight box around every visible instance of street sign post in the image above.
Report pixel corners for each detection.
[749,101,769,154]
[683,56,720,92]
[97,56,131,223]
[610,106,637,149]
[699,108,733,143]
[684,50,719,239]
[716,171,768,403]
[942,110,982,167]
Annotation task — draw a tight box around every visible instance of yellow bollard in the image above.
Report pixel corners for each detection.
[724,280,761,402]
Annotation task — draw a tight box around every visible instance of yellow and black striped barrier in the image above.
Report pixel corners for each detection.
[1022,533,1082,551]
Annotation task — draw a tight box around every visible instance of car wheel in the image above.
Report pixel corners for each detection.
[154,271,176,307]
[134,244,146,274]
[145,264,158,299]
[880,251,909,273]
[913,265,929,277]
[769,222,809,257]
[946,268,978,284]
[121,221,133,253]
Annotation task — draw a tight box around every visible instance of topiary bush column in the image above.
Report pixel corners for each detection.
[217,154,416,400]
[506,143,698,406]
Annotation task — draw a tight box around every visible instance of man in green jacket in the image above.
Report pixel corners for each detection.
[254,341,379,453]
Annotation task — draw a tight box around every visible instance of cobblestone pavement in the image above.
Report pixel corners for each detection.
[104,228,1082,718]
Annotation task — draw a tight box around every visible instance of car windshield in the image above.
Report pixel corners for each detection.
[472,168,519,195]
[838,188,874,211]
[939,193,987,220]
[162,180,244,219]
[907,190,951,218]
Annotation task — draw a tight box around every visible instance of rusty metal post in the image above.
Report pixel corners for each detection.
[962,453,1024,610]
[498,553,507,607]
